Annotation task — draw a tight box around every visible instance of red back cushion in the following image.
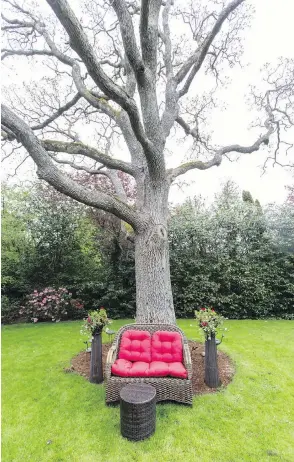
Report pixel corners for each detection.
[151,331,183,363]
[118,330,152,362]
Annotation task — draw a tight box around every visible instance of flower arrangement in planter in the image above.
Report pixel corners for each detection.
[81,308,111,336]
[195,307,225,340]
[81,308,111,384]
[195,307,225,388]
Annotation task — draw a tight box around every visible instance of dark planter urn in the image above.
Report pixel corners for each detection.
[90,330,103,384]
[204,333,221,388]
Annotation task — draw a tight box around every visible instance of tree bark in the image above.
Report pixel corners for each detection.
[204,334,221,388]
[135,221,176,325]
[90,332,103,384]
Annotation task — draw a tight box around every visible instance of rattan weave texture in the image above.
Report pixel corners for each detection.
[120,384,156,441]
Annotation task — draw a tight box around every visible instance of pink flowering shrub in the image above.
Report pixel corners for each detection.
[19,287,84,323]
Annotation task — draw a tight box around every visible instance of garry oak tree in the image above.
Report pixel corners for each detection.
[2,0,294,323]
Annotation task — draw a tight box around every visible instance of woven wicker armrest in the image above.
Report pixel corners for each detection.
[183,342,192,379]
[105,345,117,379]
[106,345,117,363]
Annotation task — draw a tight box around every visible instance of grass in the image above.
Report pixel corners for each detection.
[1,319,294,462]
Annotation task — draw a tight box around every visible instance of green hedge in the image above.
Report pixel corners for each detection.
[169,201,294,319]
[88,198,294,320]
[2,184,294,323]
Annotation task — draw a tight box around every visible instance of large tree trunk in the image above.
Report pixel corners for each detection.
[135,220,176,325]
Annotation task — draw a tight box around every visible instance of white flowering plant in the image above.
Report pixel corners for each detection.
[195,307,225,340]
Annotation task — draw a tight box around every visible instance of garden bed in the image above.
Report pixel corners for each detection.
[69,341,235,395]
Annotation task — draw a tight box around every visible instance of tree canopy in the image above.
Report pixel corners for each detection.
[2,0,293,218]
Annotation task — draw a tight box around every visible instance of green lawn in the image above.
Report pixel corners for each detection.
[1,320,294,462]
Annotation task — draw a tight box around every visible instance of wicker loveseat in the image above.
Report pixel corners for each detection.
[105,323,193,405]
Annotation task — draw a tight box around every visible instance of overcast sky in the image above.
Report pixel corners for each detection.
[2,0,294,205]
[170,0,294,205]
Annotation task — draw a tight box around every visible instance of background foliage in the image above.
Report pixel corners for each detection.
[169,183,294,319]
[1,180,293,323]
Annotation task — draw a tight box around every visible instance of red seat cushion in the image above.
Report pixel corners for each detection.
[167,362,187,379]
[148,361,187,378]
[111,358,132,377]
[112,329,187,379]
[111,359,149,377]
[151,331,183,363]
[129,361,150,377]
[111,359,187,378]
[118,330,151,363]
[148,361,169,377]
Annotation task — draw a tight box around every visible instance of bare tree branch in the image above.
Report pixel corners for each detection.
[1,103,144,229]
[2,48,53,60]
[47,154,127,199]
[176,115,199,139]
[140,0,161,75]
[175,0,245,96]
[111,0,144,78]
[41,139,138,177]
[160,0,179,138]
[48,152,130,201]
[2,1,293,229]
[45,0,154,160]
[3,93,82,137]
[169,101,276,180]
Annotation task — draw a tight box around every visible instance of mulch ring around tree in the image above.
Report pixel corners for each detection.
[66,341,235,395]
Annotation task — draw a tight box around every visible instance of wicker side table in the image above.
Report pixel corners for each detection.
[120,384,156,441]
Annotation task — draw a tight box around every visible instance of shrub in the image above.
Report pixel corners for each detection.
[20,288,85,323]
[169,194,294,320]
[1,296,22,324]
